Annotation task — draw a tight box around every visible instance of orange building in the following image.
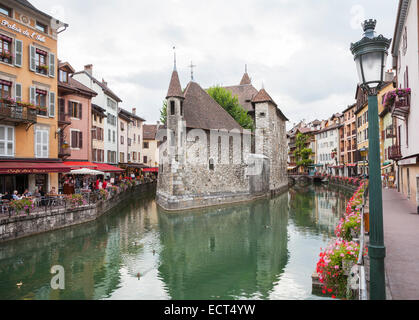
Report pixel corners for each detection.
[0,0,69,194]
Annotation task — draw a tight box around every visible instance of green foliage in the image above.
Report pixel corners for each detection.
[294,133,313,168]
[160,100,167,124]
[207,86,254,131]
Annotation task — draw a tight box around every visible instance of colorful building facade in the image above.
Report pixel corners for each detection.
[0,0,68,193]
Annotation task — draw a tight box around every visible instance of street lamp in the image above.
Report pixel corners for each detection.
[351,19,391,300]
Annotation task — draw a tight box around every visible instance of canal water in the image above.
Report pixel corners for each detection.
[0,184,351,300]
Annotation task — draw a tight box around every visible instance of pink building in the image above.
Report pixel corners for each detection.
[57,61,97,163]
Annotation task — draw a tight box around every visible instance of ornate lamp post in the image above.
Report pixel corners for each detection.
[350,19,391,300]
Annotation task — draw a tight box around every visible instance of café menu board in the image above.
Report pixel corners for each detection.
[1,19,46,43]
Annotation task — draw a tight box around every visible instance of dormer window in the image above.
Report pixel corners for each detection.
[0,4,12,17]
[59,69,68,83]
[36,21,48,34]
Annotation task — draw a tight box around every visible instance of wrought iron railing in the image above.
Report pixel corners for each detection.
[357,185,369,300]
[388,144,402,161]
[0,103,37,123]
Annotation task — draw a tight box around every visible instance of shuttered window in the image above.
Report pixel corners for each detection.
[70,130,83,149]
[14,83,22,102]
[14,39,22,67]
[35,128,49,158]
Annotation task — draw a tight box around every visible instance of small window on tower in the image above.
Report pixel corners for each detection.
[180,101,183,116]
[170,101,175,115]
[209,158,215,171]
[260,112,266,118]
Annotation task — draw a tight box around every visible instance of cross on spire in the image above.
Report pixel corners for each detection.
[245,64,248,73]
[189,61,196,81]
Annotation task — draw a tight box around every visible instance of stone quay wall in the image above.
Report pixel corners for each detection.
[0,182,156,243]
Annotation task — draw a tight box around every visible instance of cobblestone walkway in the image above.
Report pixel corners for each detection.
[383,188,419,300]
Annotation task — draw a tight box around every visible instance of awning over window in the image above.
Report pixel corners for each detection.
[94,163,124,173]
[0,161,71,174]
[142,167,158,173]
[63,161,97,169]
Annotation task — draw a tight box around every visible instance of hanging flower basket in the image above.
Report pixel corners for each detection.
[383,88,411,109]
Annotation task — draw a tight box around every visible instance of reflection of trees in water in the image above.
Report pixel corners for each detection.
[0,191,155,300]
[156,194,289,300]
[288,184,352,237]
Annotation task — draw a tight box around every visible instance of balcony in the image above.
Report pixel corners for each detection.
[390,90,410,120]
[0,102,37,128]
[388,144,402,161]
[58,111,71,126]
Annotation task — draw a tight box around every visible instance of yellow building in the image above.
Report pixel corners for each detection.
[0,0,68,194]
[377,82,395,170]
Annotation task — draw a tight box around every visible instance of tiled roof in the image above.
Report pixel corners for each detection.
[92,104,107,116]
[15,0,52,19]
[223,83,259,112]
[58,77,98,97]
[119,108,146,122]
[143,124,160,140]
[166,70,184,99]
[73,71,122,102]
[251,88,277,107]
[183,82,243,131]
[240,73,252,85]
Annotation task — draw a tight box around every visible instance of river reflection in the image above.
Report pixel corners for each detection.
[0,184,351,300]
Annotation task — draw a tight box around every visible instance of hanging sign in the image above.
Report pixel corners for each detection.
[1,19,46,43]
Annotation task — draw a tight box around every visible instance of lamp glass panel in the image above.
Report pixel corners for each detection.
[355,57,364,85]
[361,51,383,87]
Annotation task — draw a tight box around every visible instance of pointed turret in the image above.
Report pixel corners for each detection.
[252,88,277,107]
[240,72,252,85]
[166,70,184,99]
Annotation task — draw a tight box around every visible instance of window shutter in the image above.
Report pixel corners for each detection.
[68,101,72,116]
[79,131,83,149]
[42,130,49,158]
[35,130,41,158]
[30,87,36,105]
[71,131,76,148]
[15,83,22,102]
[49,52,55,77]
[49,92,56,117]
[29,45,36,72]
[79,103,83,119]
[14,39,23,67]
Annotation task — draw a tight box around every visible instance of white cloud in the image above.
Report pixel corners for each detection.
[31,0,398,125]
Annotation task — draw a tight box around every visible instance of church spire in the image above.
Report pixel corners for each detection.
[240,65,251,85]
[166,68,184,99]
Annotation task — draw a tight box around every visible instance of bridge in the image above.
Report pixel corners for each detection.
[288,174,326,186]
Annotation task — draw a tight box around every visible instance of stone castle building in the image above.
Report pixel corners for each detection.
[156,65,288,211]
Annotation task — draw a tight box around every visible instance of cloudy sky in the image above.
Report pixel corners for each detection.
[32,0,398,127]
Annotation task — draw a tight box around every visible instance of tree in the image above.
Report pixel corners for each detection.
[294,132,313,169]
[207,86,254,131]
[160,100,167,124]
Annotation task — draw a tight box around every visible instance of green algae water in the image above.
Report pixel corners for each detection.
[0,184,351,300]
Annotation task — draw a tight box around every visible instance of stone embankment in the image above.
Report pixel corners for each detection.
[0,181,156,242]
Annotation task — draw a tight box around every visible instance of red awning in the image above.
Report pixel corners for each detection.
[63,161,98,169]
[142,167,158,173]
[94,163,124,172]
[0,162,72,174]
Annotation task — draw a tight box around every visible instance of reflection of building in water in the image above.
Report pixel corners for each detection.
[289,185,351,237]
[156,193,289,300]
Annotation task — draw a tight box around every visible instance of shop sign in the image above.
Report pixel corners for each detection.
[1,19,46,43]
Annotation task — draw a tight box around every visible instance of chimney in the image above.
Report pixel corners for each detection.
[84,64,93,76]
[102,78,107,87]
[132,108,136,115]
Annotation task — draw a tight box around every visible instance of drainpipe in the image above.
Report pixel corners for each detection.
[416,174,419,214]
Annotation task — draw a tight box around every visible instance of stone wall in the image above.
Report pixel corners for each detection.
[0,182,156,243]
